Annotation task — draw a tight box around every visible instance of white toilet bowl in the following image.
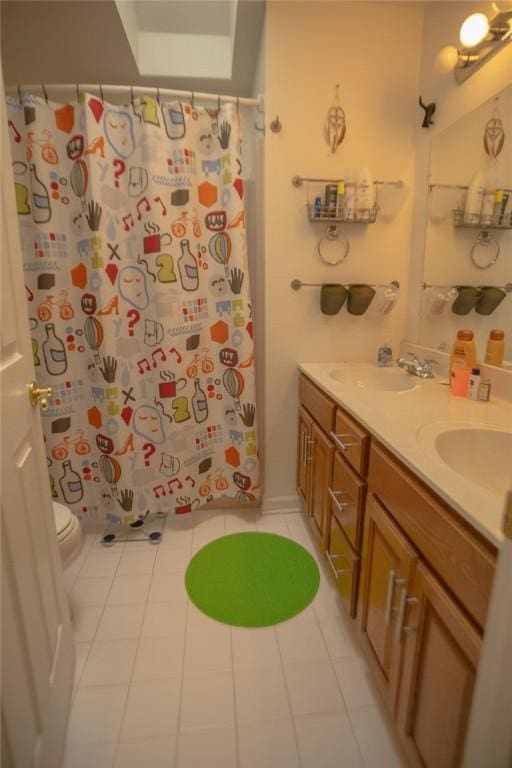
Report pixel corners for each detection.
[53,501,83,567]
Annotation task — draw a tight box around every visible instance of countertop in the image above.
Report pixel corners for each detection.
[299,362,512,547]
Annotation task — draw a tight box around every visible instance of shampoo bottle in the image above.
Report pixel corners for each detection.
[355,167,375,222]
[344,169,356,221]
[464,172,485,224]
[484,329,505,367]
[449,330,477,395]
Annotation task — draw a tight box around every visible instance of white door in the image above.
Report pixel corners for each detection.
[1,77,75,768]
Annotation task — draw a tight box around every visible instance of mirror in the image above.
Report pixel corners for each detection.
[419,84,511,367]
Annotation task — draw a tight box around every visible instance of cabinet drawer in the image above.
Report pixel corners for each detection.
[369,442,496,629]
[328,452,366,551]
[330,407,370,477]
[299,374,336,435]
[326,516,360,617]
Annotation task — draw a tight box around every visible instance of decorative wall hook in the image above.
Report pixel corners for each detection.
[325,84,346,154]
[419,96,436,128]
[270,115,282,133]
[484,98,505,158]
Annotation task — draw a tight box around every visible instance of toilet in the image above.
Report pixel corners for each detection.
[53,501,83,567]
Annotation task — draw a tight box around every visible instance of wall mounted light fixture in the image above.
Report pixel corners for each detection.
[435,7,512,84]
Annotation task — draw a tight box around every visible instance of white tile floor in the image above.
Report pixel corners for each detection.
[63,510,407,768]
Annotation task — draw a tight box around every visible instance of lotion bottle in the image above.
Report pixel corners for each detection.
[355,167,375,222]
[484,329,505,367]
[464,171,485,224]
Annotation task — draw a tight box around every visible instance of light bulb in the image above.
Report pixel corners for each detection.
[435,45,460,73]
[459,13,490,47]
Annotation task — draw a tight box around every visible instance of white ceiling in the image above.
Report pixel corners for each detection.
[134,1,234,35]
[1,0,265,96]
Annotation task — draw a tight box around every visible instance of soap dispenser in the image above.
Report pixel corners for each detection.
[377,341,393,367]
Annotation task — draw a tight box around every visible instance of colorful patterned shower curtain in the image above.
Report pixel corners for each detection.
[7,93,259,526]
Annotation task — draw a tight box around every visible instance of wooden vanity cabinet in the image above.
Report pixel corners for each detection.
[297,405,313,505]
[297,370,497,768]
[308,422,335,545]
[360,493,418,714]
[396,562,481,768]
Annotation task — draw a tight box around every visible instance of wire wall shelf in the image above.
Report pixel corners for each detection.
[453,209,512,231]
[307,203,379,224]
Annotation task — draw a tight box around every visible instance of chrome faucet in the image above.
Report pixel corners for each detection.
[396,353,437,379]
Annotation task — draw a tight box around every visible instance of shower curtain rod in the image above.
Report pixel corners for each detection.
[5,83,264,110]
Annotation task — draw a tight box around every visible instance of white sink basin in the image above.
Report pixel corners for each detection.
[329,364,419,393]
[417,421,512,495]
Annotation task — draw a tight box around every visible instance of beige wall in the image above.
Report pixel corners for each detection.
[263,1,424,504]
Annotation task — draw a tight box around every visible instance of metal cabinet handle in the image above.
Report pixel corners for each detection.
[305,437,314,463]
[395,587,418,642]
[328,487,355,514]
[330,431,357,452]
[385,570,406,625]
[325,550,346,579]
[301,431,306,465]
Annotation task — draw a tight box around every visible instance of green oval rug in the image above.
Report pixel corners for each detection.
[185,532,320,627]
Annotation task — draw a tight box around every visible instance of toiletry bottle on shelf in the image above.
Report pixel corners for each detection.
[467,368,481,400]
[336,180,345,218]
[377,341,393,367]
[485,329,505,367]
[344,169,356,221]
[449,329,477,395]
[324,184,338,218]
[355,167,375,222]
[464,171,484,224]
[481,174,496,225]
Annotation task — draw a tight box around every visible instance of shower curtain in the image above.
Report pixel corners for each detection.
[7,93,259,526]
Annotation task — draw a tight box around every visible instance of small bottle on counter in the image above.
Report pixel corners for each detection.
[484,329,505,367]
[467,368,481,400]
[377,340,393,367]
[478,378,491,401]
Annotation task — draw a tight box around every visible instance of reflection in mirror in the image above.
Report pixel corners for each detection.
[420,85,511,368]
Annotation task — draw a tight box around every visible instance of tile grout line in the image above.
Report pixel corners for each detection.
[273,515,305,768]
[172,525,194,768]
[107,536,159,767]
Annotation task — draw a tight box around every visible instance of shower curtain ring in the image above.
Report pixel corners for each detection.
[217,94,221,112]
[41,84,48,104]
[76,84,80,103]
[236,96,240,114]
[17,84,22,103]
[156,87,161,105]
[130,85,135,108]
[99,84,104,104]
[191,91,195,109]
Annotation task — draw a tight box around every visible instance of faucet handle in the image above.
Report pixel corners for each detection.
[424,358,439,368]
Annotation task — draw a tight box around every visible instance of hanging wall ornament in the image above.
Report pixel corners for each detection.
[484,100,505,159]
[325,84,346,154]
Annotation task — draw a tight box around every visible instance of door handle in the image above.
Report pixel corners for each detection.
[28,381,53,412]
[395,587,418,642]
[385,570,406,624]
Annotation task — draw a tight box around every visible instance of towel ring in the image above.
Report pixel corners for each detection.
[130,85,135,108]
[317,225,350,265]
[470,231,500,269]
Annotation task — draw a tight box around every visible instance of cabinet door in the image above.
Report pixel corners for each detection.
[360,493,418,714]
[327,514,360,618]
[396,562,481,768]
[297,405,313,506]
[308,421,334,544]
